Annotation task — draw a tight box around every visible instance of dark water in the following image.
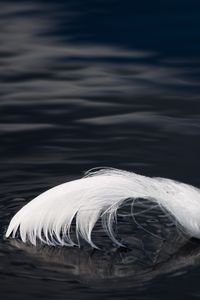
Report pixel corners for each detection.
[1,0,200,299]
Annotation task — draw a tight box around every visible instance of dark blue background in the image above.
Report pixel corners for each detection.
[1,0,200,299]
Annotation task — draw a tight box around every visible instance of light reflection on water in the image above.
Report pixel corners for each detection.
[1,1,200,299]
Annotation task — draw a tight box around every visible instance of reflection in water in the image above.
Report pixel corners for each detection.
[8,234,200,289]
[5,199,200,289]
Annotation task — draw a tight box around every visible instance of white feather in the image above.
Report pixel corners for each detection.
[5,168,200,247]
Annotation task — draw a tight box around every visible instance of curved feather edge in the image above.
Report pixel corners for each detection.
[5,168,200,247]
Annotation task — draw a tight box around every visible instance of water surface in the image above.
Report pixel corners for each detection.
[1,1,200,299]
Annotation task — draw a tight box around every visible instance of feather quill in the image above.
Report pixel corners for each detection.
[5,168,200,247]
